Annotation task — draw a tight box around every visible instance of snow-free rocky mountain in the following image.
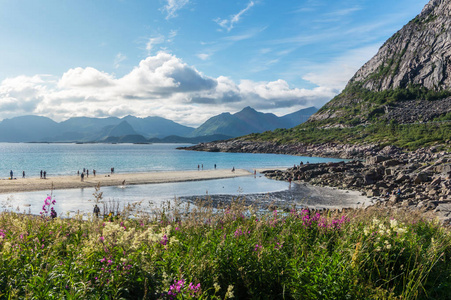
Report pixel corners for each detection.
[310,0,451,125]
[0,107,317,143]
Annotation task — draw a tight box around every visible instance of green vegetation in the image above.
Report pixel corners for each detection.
[0,195,451,299]
[250,121,451,151]
[251,84,451,150]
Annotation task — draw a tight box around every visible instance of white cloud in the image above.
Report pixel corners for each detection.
[215,1,255,32]
[302,44,380,91]
[0,52,338,126]
[162,0,189,20]
[114,53,127,69]
[58,67,115,89]
[197,53,210,60]
[146,35,165,55]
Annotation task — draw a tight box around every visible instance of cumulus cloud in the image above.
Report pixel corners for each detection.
[0,51,336,126]
[58,67,115,88]
[215,1,255,32]
[162,0,189,20]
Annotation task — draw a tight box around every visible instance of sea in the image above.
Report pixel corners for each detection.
[0,143,345,216]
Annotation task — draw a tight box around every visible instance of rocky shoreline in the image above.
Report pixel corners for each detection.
[181,140,451,223]
[262,146,451,224]
[180,139,383,159]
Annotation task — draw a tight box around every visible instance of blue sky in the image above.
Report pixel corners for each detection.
[0,0,429,126]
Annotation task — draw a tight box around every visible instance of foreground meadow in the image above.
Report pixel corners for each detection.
[0,194,450,299]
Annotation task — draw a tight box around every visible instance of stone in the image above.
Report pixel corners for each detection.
[383,160,402,167]
[413,173,430,184]
[367,155,387,165]
[389,195,400,204]
[430,177,442,186]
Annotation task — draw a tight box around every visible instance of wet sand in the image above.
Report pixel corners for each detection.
[0,169,252,194]
[179,181,372,210]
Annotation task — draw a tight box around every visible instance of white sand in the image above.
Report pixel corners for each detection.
[0,169,251,194]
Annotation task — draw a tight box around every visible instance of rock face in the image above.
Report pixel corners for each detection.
[351,0,451,91]
[310,0,451,125]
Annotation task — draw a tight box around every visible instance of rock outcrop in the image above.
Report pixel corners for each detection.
[180,139,384,159]
[310,0,451,125]
[351,0,451,91]
[262,147,451,224]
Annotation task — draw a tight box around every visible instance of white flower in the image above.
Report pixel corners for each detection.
[390,219,398,229]
[214,282,221,293]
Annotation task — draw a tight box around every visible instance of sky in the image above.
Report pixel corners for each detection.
[0,0,430,127]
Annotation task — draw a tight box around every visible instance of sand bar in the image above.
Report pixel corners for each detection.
[0,169,252,194]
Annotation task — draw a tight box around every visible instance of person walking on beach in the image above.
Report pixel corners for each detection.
[81,172,84,182]
[214,164,217,169]
[10,170,13,180]
[22,171,25,178]
[93,169,96,177]
[93,204,100,218]
[86,169,89,178]
[40,170,43,179]
[231,167,235,172]
[43,171,46,179]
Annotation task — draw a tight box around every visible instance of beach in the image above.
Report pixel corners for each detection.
[0,169,252,194]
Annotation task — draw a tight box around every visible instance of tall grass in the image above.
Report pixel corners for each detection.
[0,195,450,299]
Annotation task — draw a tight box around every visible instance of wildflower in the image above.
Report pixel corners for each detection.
[214,282,221,293]
[390,219,398,229]
[254,244,262,251]
[225,285,234,299]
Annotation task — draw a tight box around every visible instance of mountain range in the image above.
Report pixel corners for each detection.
[0,106,317,143]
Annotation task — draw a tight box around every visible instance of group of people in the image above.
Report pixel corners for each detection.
[8,170,47,180]
[78,167,114,181]
[78,168,99,181]
[197,164,218,170]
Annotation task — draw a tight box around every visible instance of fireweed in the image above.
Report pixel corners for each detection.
[0,196,450,299]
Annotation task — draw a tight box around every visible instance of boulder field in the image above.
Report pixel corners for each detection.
[261,145,451,224]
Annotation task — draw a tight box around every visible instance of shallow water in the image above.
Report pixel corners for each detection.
[0,143,347,216]
[1,174,290,216]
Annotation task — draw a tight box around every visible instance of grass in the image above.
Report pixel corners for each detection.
[248,121,451,151]
[0,193,450,299]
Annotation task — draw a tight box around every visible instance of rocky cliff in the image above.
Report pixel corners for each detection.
[310,0,451,125]
[352,0,451,91]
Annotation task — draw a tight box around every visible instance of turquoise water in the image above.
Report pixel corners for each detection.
[0,143,346,215]
[0,143,343,178]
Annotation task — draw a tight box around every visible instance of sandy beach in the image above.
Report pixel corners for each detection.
[0,169,252,194]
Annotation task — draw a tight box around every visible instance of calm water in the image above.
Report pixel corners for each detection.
[0,143,345,215]
[0,143,342,178]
